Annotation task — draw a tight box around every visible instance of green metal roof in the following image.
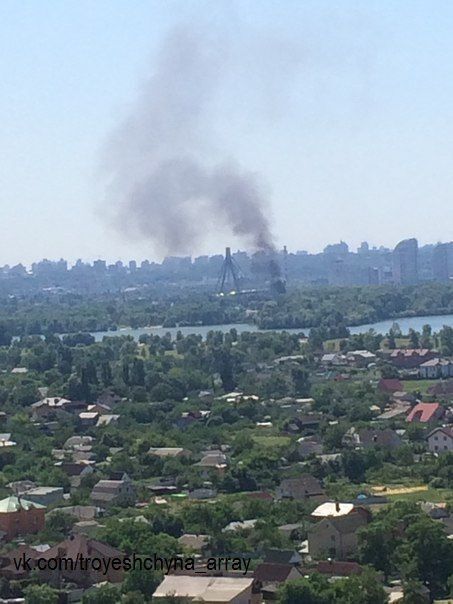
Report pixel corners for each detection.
[0,496,45,513]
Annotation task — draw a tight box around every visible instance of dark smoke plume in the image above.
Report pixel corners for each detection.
[102,26,275,256]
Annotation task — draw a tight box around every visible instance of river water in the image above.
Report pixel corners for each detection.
[91,313,453,341]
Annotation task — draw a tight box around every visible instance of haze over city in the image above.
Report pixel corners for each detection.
[2,0,453,265]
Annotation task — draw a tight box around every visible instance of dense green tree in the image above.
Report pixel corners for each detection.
[82,585,121,604]
[24,584,59,604]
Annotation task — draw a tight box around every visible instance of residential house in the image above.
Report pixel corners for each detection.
[320,353,347,367]
[23,486,64,507]
[346,350,377,368]
[420,502,449,519]
[96,414,120,427]
[385,348,437,369]
[276,475,326,503]
[377,403,411,421]
[30,397,72,421]
[64,435,95,449]
[315,560,363,578]
[148,447,191,459]
[254,563,304,591]
[11,367,28,374]
[284,414,323,435]
[311,502,355,519]
[427,427,453,453]
[153,575,256,604]
[0,496,45,540]
[263,549,302,566]
[198,389,214,404]
[419,358,453,379]
[342,427,402,450]
[0,544,43,579]
[55,461,94,489]
[308,512,368,561]
[188,487,217,500]
[195,450,228,478]
[406,402,445,423]
[297,436,324,458]
[86,402,112,415]
[37,534,125,587]
[79,411,99,427]
[90,474,135,508]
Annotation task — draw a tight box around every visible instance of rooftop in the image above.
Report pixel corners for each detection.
[311,502,354,518]
[0,496,45,513]
[153,575,253,601]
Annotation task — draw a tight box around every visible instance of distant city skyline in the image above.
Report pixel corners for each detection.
[0,236,451,295]
[1,236,452,269]
[2,1,453,265]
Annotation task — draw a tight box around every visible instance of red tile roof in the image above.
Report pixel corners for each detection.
[406,402,442,423]
[317,561,362,576]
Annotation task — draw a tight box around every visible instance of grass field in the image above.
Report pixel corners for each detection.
[252,435,291,448]
[402,379,437,395]
[371,485,428,496]
[386,488,451,503]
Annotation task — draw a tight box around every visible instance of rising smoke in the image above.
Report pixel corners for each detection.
[102,26,275,256]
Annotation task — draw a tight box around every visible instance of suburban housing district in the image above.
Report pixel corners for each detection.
[0,248,451,603]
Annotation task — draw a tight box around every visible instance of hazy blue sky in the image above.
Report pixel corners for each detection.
[1,0,453,265]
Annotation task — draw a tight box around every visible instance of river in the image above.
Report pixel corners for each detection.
[91,313,453,341]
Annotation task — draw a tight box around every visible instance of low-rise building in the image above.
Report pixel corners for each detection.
[277,475,326,503]
[254,562,304,590]
[320,353,347,367]
[23,486,64,507]
[0,496,45,540]
[308,512,368,561]
[263,549,302,566]
[31,397,72,421]
[79,411,99,427]
[427,426,453,453]
[90,475,135,508]
[419,358,453,379]
[346,350,377,368]
[37,534,125,587]
[153,575,256,604]
[385,348,437,369]
[311,501,355,519]
[195,451,228,478]
[342,427,402,450]
[55,461,94,489]
[148,447,191,459]
[297,436,324,458]
[406,402,444,423]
